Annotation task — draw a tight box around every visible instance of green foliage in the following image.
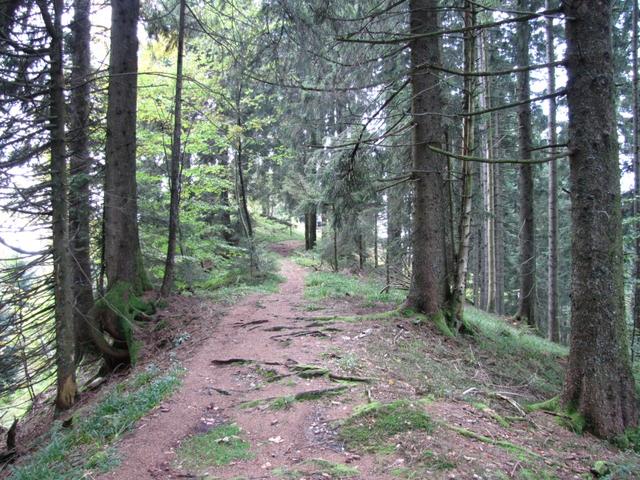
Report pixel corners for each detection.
[253,215,303,244]
[9,365,183,479]
[613,426,640,452]
[304,271,405,306]
[291,249,322,268]
[338,400,432,451]
[175,423,252,470]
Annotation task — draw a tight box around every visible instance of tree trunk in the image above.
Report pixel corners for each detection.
[103,0,148,366]
[69,0,95,360]
[514,0,536,327]
[562,0,637,439]
[546,0,559,342]
[43,0,77,410]
[632,0,640,354]
[309,204,317,248]
[374,211,378,268]
[480,29,496,312]
[451,1,476,323]
[161,0,186,297]
[387,185,403,265]
[105,0,148,293]
[406,0,451,323]
[304,205,317,250]
[304,212,310,250]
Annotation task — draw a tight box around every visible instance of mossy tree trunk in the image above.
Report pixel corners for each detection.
[562,0,638,438]
[405,0,453,327]
[103,0,149,366]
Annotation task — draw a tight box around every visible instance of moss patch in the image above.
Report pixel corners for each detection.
[338,400,432,451]
[274,459,359,478]
[176,424,251,469]
[525,396,586,434]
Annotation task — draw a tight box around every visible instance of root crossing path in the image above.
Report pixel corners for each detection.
[99,242,390,480]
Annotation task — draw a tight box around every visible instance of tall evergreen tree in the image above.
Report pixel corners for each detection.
[562,0,638,438]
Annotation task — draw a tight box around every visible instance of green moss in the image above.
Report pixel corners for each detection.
[97,281,157,364]
[613,426,640,452]
[525,396,585,434]
[449,425,539,458]
[134,251,152,294]
[429,310,454,337]
[338,400,432,451]
[274,459,359,479]
[290,364,330,378]
[238,399,262,410]
[270,395,295,410]
[176,424,252,469]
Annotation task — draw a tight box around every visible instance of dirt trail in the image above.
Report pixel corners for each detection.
[99,241,388,480]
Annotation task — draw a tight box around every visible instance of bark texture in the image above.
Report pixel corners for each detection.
[69,0,95,359]
[104,0,148,294]
[161,0,186,297]
[546,0,559,342]
[562,0,638,438]
[406,0,450,318]
[45,0,77,410]
[514,0,536,327]
[633,0,640,341]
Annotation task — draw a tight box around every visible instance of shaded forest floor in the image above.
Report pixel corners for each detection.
[6,241,640,479]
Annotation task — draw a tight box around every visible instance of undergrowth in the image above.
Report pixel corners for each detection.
[304,271,405,306]
[9,364,183,480]
[175,423,252,470]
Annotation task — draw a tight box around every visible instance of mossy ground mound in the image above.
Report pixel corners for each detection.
[338,400,432,451]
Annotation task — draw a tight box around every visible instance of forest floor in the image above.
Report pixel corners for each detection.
[6,240,640,479]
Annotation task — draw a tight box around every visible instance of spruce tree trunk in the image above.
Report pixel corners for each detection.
[406,0,451,321]
[44,0,77,410]
[546,0,559,342]
[452,0,476,323]
[104,0,148,293]
[69,0,95,359]
[387,186,403,265]
[562,0,637,438]
[493,161,505,315]
[161,0,186,297]
[632,0,640,349]
[309,204,317,248]
[103,0,148,366]
[515,0,536,327]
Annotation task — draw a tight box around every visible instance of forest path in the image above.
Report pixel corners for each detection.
[98,240,389,480]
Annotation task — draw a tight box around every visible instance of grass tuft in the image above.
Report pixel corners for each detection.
[10,365,183,479]
[304,271,405,306]
[175,423,252,469]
